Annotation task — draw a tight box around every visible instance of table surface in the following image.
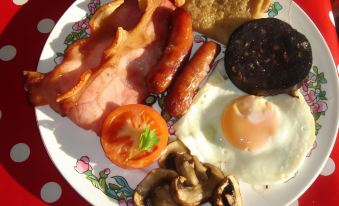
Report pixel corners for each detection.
[0,0,338,205]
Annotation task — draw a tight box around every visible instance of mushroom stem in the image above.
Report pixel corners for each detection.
[158,140,190,169]
[170,176,204,206]
[170,163,226,206]
[137,141,243,206]
[175,153,199,186]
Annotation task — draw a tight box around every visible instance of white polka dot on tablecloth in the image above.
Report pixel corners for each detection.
[289,199,299,206]
[12,0,29,5]
[10,143,30,162]
[320,157,335,176]
[40,182,62,203]
[0,45,16,61]
[37,18,55,33]
[329,11,335,26]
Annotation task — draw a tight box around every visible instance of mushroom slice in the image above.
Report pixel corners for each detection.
[199,163,225,201]
[214,176,242,206]
[152,185,179,206]
[204,163,225,183]
[192,156,208,181]
[170,176,204,206]
[159,140,190,169]
[133,169,178,206]
[175,153,199,186]
[170,164,226,206]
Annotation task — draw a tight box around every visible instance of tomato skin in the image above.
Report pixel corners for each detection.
[100,104,168,169]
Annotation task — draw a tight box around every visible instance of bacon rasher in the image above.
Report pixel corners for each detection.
[24,0,175,134]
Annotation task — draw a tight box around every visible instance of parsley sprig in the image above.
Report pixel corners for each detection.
[139,126,160,151]
[127,125,159,160]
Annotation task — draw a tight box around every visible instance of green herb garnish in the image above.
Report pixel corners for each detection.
[127,125,159,160]
[139,125,159,151]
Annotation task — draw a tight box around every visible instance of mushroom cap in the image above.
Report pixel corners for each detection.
[170,176,204,206]
[133,169,178,206]
[136,140,242,205]
[159,140,190,169]
[192,156,208,181]
[170,163,226,206]
[213,176,242,206]
[152,185,179,206]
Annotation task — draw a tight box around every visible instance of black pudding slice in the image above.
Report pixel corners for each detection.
[224,18,312,96]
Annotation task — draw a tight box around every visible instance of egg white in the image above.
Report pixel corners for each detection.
[174,62,316,185]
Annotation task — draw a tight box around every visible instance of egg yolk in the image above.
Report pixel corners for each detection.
[221,95,279,151]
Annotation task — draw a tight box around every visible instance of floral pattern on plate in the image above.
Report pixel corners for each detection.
[75,156,134,205]
[267,2,283,17]
[301,66,328,134]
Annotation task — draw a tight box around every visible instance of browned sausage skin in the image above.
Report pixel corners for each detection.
[147,8,193,94]
[164,41,220,116]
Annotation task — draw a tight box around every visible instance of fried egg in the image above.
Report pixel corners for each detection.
[174,61,315,185]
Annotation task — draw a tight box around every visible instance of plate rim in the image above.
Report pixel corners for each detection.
[283,2,339,205]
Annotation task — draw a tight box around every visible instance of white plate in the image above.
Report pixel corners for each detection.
[35,0,339,205]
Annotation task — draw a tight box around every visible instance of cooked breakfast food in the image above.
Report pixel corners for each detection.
[100,104,168,169]
[147,7,193,94]
[180,0,271,44]
[164,41,220,116]
[133,140,242,206]
[23,0,319,204]
[158,140,190,169]
[24,0,175,133]
[174,62,315,184]
[24,0,142,112]
[133,168,179,205]
[214,176,242,206]
[225,18,313,96]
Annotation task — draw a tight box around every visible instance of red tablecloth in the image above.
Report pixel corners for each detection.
[0,0,338,205]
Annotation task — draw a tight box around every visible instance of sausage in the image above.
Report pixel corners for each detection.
[164,41,220,116]
[147,8,193,94]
